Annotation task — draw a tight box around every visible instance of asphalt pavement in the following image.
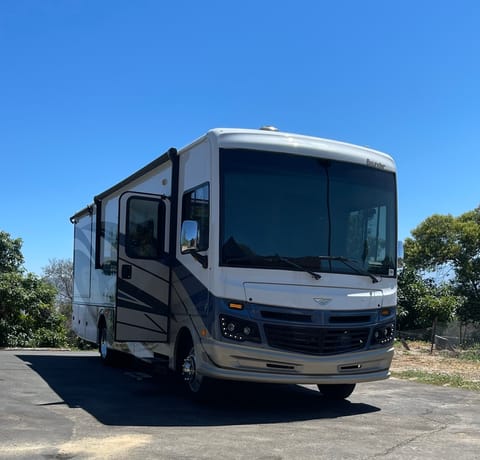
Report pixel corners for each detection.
[0,349,479,459]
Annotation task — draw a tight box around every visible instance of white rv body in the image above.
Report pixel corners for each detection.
[71,128,397,395]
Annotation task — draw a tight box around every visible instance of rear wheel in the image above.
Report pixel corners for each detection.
[98,324,117,366]
[318,384,356,400]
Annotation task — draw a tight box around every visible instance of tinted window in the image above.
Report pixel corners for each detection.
[220,149,396,276]
[126,197,165,259]
[182,183,210,251]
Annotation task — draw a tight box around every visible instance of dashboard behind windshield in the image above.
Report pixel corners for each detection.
[219,148,397,277]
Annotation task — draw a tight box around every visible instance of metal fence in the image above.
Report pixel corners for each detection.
[397,321,480,350]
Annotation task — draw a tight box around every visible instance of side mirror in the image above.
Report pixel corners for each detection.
[180,220,200,254]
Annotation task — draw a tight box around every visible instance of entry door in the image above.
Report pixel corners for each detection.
[115,192,169,342]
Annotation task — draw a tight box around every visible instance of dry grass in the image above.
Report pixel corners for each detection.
[391,340,480,391]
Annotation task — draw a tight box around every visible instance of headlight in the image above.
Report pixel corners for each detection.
[372,323,395,346]
[220,315,261,343]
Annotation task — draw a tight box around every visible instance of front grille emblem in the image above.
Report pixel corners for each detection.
[313,297,331,306]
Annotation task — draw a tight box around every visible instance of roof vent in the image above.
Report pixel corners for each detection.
[259,125,279,132]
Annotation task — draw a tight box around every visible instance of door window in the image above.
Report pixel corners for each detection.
[125,197,165,259]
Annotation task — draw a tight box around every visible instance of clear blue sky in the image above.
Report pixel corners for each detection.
[1,1,479,274]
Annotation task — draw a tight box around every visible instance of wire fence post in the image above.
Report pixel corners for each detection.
[430,317,438,354]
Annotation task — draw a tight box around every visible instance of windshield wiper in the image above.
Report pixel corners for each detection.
[225,254,321,280]
[317,256,379,283]
[274,255,321,281]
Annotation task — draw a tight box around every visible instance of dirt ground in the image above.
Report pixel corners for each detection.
[391,341,480,382]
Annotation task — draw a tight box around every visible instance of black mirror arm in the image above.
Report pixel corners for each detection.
[191,252,208,269]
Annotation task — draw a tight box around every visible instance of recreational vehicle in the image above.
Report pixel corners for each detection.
[70,127,397,399]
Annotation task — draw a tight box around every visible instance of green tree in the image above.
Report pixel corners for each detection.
[404,207,480,326]
[0,230,24,273]
[397,267,459,331]
[0,231,67,347]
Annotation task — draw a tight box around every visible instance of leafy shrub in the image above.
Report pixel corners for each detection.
[459,344,480,362]
[29,327,69,348]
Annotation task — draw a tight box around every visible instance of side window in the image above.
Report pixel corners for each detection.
[126,197,165,259]
[182,183,210,251]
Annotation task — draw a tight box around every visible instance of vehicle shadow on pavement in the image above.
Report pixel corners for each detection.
[17,353,380,427]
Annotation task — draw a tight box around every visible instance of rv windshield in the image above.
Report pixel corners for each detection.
[219,148,397,277]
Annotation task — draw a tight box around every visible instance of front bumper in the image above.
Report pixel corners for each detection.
[197,338,394,385]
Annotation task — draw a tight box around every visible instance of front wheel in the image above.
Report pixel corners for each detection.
[180,345,215,400]
[318,383,356,400]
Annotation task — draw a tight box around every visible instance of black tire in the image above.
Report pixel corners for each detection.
[318,383,356,400]
[98,324,117,366]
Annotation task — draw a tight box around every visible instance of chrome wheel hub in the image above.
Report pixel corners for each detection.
[182,355,196,382]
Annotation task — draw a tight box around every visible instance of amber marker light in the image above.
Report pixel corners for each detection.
[380,308,391,317]
[200,328,208,337]
[228,302,244,310]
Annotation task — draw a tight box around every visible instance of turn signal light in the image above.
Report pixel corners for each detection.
[228,302,244,310]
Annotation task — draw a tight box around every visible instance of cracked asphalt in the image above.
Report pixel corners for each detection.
[1,349,479,459]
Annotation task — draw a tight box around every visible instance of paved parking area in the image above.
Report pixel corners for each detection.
[1,349,479,459]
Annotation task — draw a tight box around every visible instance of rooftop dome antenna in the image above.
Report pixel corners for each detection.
[259,125,279,132]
